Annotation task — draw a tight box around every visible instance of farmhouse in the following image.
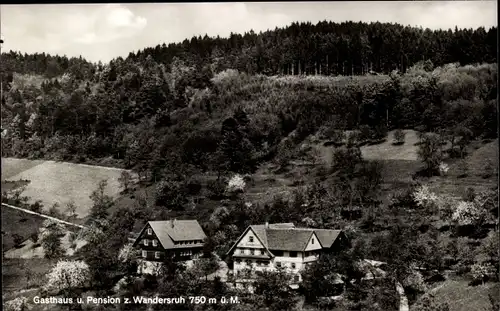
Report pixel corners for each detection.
[226,223,348,285]
[133,219,207,273]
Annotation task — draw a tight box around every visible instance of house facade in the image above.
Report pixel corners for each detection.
[133,219,207,274]
[226,223,347,285]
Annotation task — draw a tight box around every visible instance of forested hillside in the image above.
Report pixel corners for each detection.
[1,21,498,176]
[1,20,499,311]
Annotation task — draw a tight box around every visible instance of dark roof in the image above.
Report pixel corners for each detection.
[147,220,207,249]
[298,228,342,248]
[229,223,342,253]
[266,229,314,251]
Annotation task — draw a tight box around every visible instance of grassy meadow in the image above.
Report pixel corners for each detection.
[1,158,133,218]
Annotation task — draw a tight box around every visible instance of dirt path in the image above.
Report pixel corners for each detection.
[1,203,86,229]
[396,281,409,311]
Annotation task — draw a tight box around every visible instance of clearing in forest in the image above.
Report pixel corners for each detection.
[1,158,131,218]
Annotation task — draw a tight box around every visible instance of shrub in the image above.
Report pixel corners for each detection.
[457,159,468,178]
[482,159,494,178]
[118,170,133,193]
[470,263,496,284]
[463,187,476,202]
[226,174,246,194]
[29,200,43,213]
[30,232,39,244]
[347,130,361,147]
[4,297,30,311]
[359,125,372,141]
[48,203,61,218]
[12,233,24,247]
[207,178,227,200]
[412,293,450,311]
[439,162,450,176]
[393,129,406,145]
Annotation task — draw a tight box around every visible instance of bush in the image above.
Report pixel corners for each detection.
[29,200,43,213]
[457,159,468,178]
[12,233,24,247]
[482,159,494,179]
[463,187,476,202]
[359,125,372,141]
[30,232,39,244]
[207,178,227,200]
[393,129,406,145]
[470,263,496,284]
[226,174,246,194]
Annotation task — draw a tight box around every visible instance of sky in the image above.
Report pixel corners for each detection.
[0,1,497,63]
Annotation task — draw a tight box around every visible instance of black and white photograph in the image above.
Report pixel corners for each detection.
[0,1,498,311]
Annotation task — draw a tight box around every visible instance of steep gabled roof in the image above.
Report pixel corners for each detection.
[226,223,343,256]
[135,220,207,250]
[250,223,295,248]
[298,228,343,249]
[266,229,315,251]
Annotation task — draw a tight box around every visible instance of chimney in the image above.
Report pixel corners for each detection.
[265,222,269,228]
[170,219,175,228]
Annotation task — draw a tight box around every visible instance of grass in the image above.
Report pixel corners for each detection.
[2,258,56,293]
[1,158,45,180]
[417,278,500,311]
[2,158,133,218]
[2,206,46,251]
[427,139,498,199]
[361,130,420,161]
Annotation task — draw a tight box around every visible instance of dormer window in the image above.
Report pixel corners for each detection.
[152,240,158,247]
[147,228,152,235]
[249,236,254,243]
[144,239,149,246]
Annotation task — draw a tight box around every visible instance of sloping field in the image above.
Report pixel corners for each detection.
[361,130,419,161]
[428,139,498,199]
[417,279,499,311]
[1,158,45,180]
[4,229,87,259]
[316,130,420,165]
[2,158,132,218]
[2,207,46,251]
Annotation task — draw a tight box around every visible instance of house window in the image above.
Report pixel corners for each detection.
[155,251,160,259]
[235,259,241,264]
[260,250,265,255]
[249,236,254,243]
[294,275,300,282]
[143,239,149,246]
[142,251,147,258]
[312,238,315,244]
[246,260,251,266]
[273,250,284,256]
[291,263,296,269]
[290,251,297,257]
[147,228,152,235]
[250,249,255,255]
[276,262,282,268]
[152,240,158,247]
[240,249,245,254]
